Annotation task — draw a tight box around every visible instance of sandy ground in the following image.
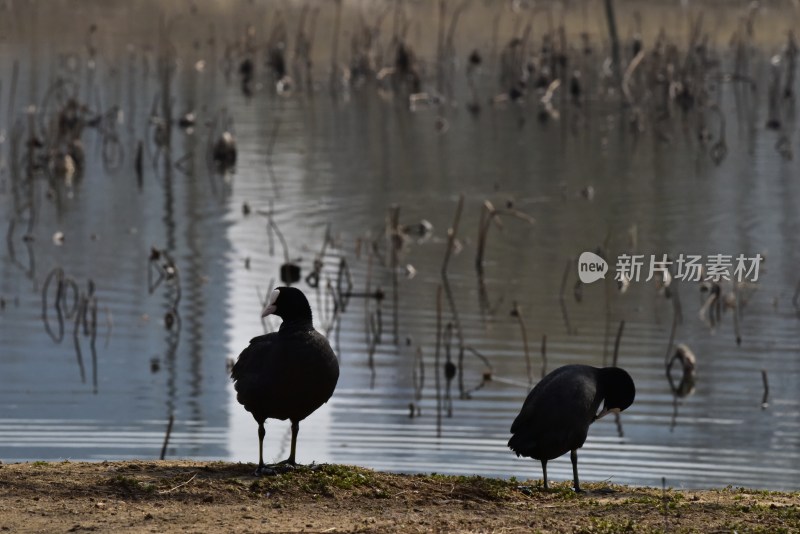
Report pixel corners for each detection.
[0,461,797,533]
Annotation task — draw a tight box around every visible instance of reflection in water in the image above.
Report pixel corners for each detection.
[39,267,99,393]
[667,344,698,432]
[71,278,99,394]
[6,215,36,283]
[0,1,799,491]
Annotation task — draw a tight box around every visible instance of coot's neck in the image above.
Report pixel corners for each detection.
[278,314,314,332]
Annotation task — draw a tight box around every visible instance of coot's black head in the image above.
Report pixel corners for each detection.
[598,367,636,416]
[261,286,312,323]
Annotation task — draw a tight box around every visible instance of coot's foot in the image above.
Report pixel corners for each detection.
[515,485,534,496]
[254,465,278,477]
[268,461,297,474]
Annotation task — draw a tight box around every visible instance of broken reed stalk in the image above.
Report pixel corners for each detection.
[443,323,454,416]
[367,306,381,388]
[442,275,466,397]
[441,194,466,397]
[761,369,769,409]
[603,0,622,87]
[441,193,464,275]
[266,201,275,257]
[512,302,532,386]
[67,279,99,392]
[364,247,374,346]
[329,0,343,95]
[48,271,79,335]
[42,268,67,343]
[161,250,182,310]
[413,346,424,404]
[670,393,680,432]
[388,205,401,345]
[611,318,626,437]
[622,50,645,105]
[464,346,493,374]
[335,257,353,312]
[158,472,197,494]
[72,293,87,384]
[665,293,679,367]
[436,0,446,95]
[442,0,468,102]
[323,280,341,338]
[135,140,144,189]
[476,203,534,275]
[475,200,496,275]
[612,320,625,368]
[160,414,175,460]
[434,284,443,438]
[265,212,291,263]
[87,283,99,393]
[157,16,174,132]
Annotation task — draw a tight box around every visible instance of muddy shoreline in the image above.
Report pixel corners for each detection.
[0,461,797,533]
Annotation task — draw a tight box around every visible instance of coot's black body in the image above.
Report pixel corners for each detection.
[231,287,339,474]
[508,364,635,491]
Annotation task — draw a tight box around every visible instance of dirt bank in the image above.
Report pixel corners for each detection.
[0,461,797,533]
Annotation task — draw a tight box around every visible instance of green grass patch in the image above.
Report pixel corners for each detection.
[107,474,156,494]
[248,464,383,498]
[575,518,641,533]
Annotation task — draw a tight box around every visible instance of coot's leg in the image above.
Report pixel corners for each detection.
[254,422,276,476]
[571,449,583,493]
[277,420,299,466]
[258,422,266,468]
[541,459,549,490]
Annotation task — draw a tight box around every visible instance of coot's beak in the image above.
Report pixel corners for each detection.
[261,288,280,318]
[594,407,621,421]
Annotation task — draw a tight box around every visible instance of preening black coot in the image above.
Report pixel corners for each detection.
[231,287,339,475]
[508,365,635,491]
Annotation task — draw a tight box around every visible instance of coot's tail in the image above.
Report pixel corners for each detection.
[507,431,533,458]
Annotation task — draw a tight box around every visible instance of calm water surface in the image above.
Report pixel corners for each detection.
[0,2,798,491]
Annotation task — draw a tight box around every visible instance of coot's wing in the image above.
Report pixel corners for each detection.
[508,366,599,457]
[510,366,569,434]
[231,334,283,413]
[231,335,274,382]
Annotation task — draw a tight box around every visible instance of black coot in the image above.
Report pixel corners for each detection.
[508,364,635,491]
[231,286,339,475]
